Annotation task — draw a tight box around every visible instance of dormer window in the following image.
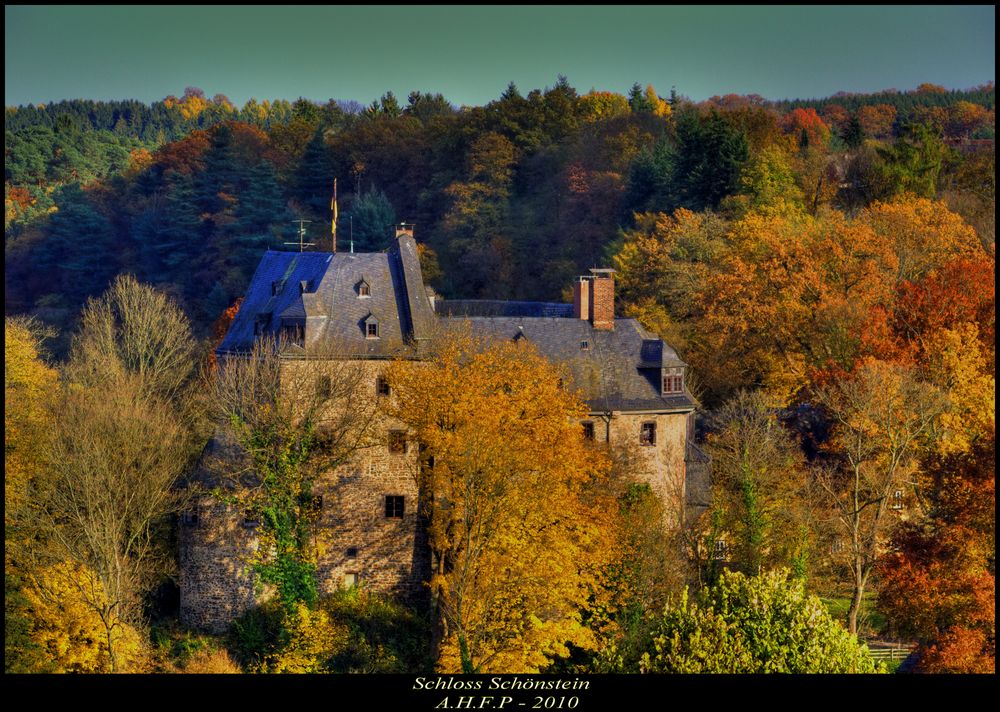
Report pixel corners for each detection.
[662,367,684,395]
[271,280,285,296]
[580,340,590,350]
[357,279,371,297]
[363,314,379,339]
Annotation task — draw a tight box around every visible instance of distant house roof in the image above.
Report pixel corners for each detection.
[218,251,333,353]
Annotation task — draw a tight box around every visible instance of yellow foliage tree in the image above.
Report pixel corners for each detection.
[21,562,147,673]
[861,196,983,283]
[645,85,672,119]
[4,318,58,533]
[388,334,615,673]
[923,323,996,456]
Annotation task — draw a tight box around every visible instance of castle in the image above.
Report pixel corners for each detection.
[179,227,709,632]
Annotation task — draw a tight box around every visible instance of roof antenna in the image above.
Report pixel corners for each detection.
[284,219,315,252]
[350,214,354,254]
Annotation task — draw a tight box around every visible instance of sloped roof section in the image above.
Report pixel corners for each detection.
[441,316,696,413]
[437,300,574,318]
[218,251,333,353]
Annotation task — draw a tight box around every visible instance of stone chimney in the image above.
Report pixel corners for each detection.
[589,269,615,330]
[572,276,590,321]
[394,223,414,240]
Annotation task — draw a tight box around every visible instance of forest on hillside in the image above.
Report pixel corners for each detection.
[5,78,995,675]
[5,80,995,349]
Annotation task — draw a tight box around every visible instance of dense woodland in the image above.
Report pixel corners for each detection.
[5,79,995,674]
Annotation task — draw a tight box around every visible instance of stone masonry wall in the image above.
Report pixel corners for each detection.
[179,358,431,633]
[586,411,689,525]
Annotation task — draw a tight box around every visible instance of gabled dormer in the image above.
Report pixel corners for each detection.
[662,366,685,395]
[356,277,371,298]
[362,313,380,339]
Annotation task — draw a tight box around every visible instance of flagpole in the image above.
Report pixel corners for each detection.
[331,178,338,253]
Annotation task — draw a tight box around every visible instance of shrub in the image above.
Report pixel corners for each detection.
[640,569,882,673]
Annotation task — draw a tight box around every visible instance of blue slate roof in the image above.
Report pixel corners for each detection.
[218,251,333,353]
[437,300,574,318]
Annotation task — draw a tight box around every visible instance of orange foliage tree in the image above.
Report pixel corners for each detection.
[878,437,995,673]
[781,107,831,148]
[388,334,615,673]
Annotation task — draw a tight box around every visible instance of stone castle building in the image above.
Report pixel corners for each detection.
[179,228,709,632]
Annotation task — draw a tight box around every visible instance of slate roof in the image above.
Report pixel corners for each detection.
[437,300,574,318]
[218,234,437,359]
[220,235,696,416]
[218,251,333,353]
[441,315,696,414]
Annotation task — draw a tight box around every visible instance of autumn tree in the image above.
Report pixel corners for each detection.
[704,390,812,577]
[22,277,203,671]
[813,360,948,634]
[387,334,615,673]
[877,437,995,673]
[4,318,59,672]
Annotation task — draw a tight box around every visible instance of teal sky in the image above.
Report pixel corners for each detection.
[5,5,995,107]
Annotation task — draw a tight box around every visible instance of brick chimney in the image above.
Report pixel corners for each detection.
[589,269,615,330]
[572,277,590,321]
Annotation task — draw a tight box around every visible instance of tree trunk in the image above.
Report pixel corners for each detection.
[847,565,866,636]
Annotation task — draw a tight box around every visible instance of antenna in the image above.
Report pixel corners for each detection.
[284,219,315,252]
[349,214,354,254]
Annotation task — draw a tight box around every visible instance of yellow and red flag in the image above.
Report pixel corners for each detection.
[331,178,338,251]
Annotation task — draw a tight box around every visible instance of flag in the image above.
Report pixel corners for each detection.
[331,178,338,251]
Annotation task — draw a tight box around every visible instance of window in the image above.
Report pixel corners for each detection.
[271,280,284,296]
[345,547,359,559]
[384,495,405,519]
[640,421,657,446]
[891,489,904,510]
[366,322,379,339]
[389,431,407,454]
[582,422,595,441]
[831,538,845,554]
[343,572,358,588]
[713,539,728,561]
[243,510,260,528]
[580,340,590,350]
[358,281,370,297]
[377,376,391,397]
[181,507,200,527]
[662,368,684,394]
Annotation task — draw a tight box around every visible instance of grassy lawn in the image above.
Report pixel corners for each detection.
[819,592,888,638]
